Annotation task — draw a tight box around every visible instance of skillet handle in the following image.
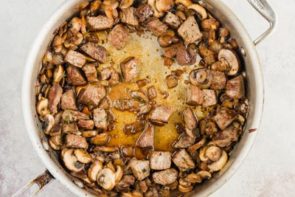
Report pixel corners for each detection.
[247,0,276,45]
[12,170,54,197]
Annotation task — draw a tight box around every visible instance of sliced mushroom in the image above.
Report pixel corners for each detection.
[49,135,62,150]
[155,0,174,12]
[187,137,206,155]
[189,69,211,88]
[37,98,50,116]
[74,149,92,164]
[97,168,116,190]
[218,49,240,76]
[93,146,118,153]
[43,114,55,134]
[115,165,124,183]
[88,160,103,182]
[91,133,110,145]
[148,0,163,17]
[205,146,222,162]
[175,0,192,7]
[53,65,64,83]
[207,150,228,172]
[120,0,134,9]
[62,149,84,172]
[188,4,207,20]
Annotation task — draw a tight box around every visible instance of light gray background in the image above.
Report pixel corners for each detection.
[0,0,294,196]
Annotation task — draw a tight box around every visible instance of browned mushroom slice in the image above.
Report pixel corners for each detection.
[152,168,178,185]
[149,105,173,125]
[108,24,130,50]
[158,32,179,48]
[211,126,239,147]
[199,119,218,136]
[163,44,178,58]
[65,134,88,149]
[129,159,150,180]
[147,18,168,36]
[43,114,55,134]
[93,108,108,130]
[66,66,87,86]
[210,71,226,90]
[88,160,103,182]
[173,133,196,148]
[186,85,203,106]
[82,130,98,138]
[78,84,106,106]
[120,57,139,82]
[91,133,110,145]
[136,123,154,148]
[82,64,98,82]
[183,108,197,131]
[150,151,172,170]
[213,108,236,130]
[87,15,114,30]
[135,4,153,22]
[147,86,157,99]
[74,149,92,164]
[178,16,202,44]
[172,149,195,171]
[226,75,245,99]
[218,49,240,76]
[61,89,77,111]
[202,89,217,107]
[166,74,178,89]
[189,69,211,88]
[187,138,206,155]
[81,42,107,63]
[97,168,116,190]
[65,50,86,68]
[199,43,216,65]
[62,110,89,122]
[120,7,139,26]
[201,18,220,31]
[62,149,84,172]
[163,12,181,29]
[138,104,152,115]
[116,175,136,191]
[48,83,62,114]
[78,119,94,130]
[207,150,228,172]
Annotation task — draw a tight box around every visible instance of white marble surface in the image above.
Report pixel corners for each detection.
[0,0,294,196]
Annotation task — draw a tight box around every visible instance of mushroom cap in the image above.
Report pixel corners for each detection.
[205,146,222,162]
[62,149,84,172]
[74,149,92,164]
[97,168,116,190]
[189,69,211,88]
[218,49,240,76]
[88,160,103,182]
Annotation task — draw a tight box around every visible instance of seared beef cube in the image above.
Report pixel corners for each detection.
[62,123,79,134]
[78,119,94,130]
[163,12,181,29]
[226,75,245,99]
[152,168,178,185]
[80,42,107,63]
[113,99,139,112]
[147,18,168,36]
[87,15,113,30]
[150,151,172,170]
[172,149,195,171]
[166,74,178,89]
[61,89,77,110]
[93,108,108,130]
[120,57,139,82]
[173,134,195,148]
[48,83,62,114]
[78,84,106,106]
[66,66,87,86]
[210,71,226,90]
[116,175,136,191]
[129,159,150,180]
[149,105,173,125]
[100,67,120,85]
[163,44,178,59]
[213,108,236,130]
[65,50,86,68]
[178,16,202,44]
[212,126,239,147]
[147,86,157,99]
[108,24,129,50]
[186,85,203,105]
[65,134,88,149]
[136,123,154,148]
[176,44,192,65]
[135,4,153,22]
[120,7,139,26]
[202,89,217,107]
[183,108,197,131]
[82,63,98,82]
[62,110,89,122]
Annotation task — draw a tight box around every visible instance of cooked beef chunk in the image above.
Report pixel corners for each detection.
[172,149,195,171]
[152,168,178,185]
[48,83,63,114]
[65,50,86,68]
[78,84,106,106]
[173,134,196,148]
[178,16,202,44]
[129,159,150,180]
[93,108,108,130]
[147,86,157,99]
[80,42,107,63]
[163,12,181,29]
[186,85,203,105]
[66,66,87,86]
[87,15,113,30]
[150,151,172,170]
[116,175,136,191]
[149,105,173,125]
[82,64,98,82]
[77,119,94,130]
[120,7,139,26]
[120,57,139,82]
[212,126,239,147]
[202,89,217,107]
[65,134,88,149]
[135,4,153,22]
[210,71,226,90]
[226,75,245,99]
[147,18,168,36]
[166,74,178,89]
[61,89,77,111]
[182,108,197,131]
[108,24,129,50]
[136,123,154,148]
[213,108,236,130]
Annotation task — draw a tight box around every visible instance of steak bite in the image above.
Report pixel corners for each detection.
[87,15,113,30]
[129,159,150,180]
[212,126,239,147]
[186,85,204,105]
[152,168,178,185]
[163,12,181,29]
[120,7,139,26]
[149,105,173,125]
[213,108,236,130]
[65,50,86,68]
[65,134,88,149]
[108,24,129,50]
[135,4,154,22]
[82,64,98,82]
[183,108,197,131]
[226,75,245,99]
[116,175,136,191]
[178,16,202,44]
[136,123,154,148]
[93,108,108,130]
[61,89,77,111]
[202,89,217,107]
[48,83,63,114]
[66,66,87,86]
[78,84,106,106]
[210,71,226,90]
[150,151,172,170]
[172,149,195,171]
[173,134,196,148]
[80,42,107,63]
[176,44,193,65]
[77,119,94,130]
[147,18,168,36]
[120,57,139,82]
